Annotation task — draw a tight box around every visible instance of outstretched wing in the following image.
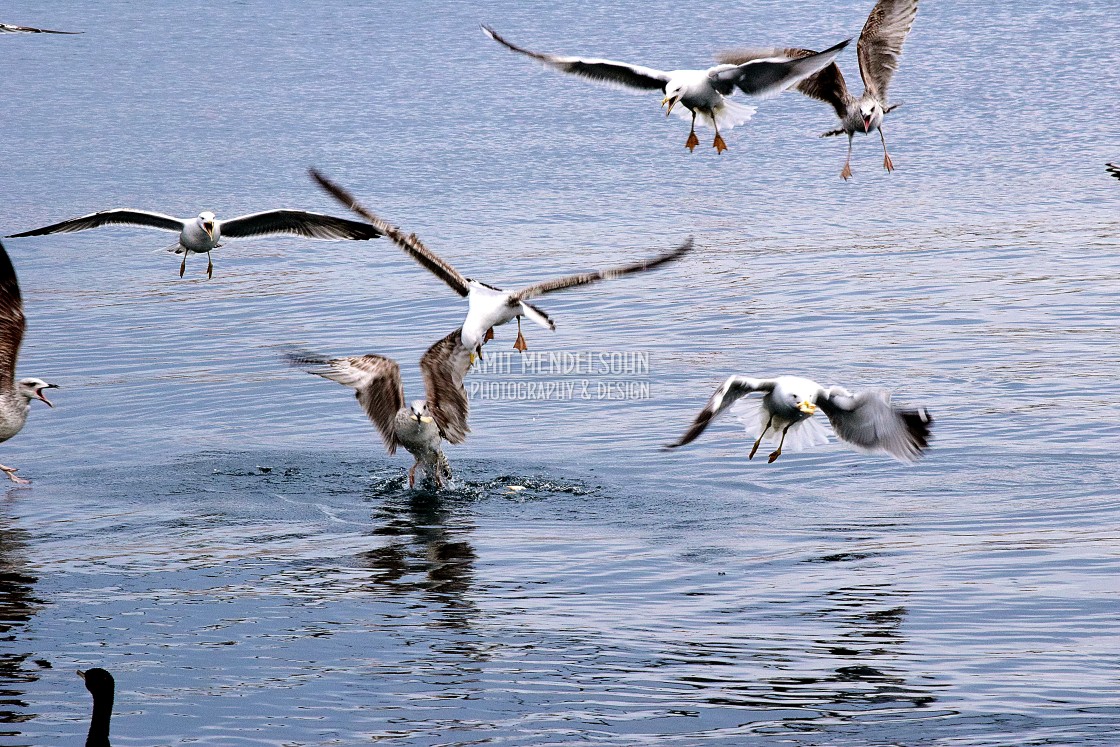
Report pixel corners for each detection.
[0,241,26,391]
[708,39,850,99]
[310,169,470,297]
[419,328,473,445]
[716,47,852,119]
[817,386,931,462]
[0,23,81,34]
[287,351,405,455]
[482,25,670,93]
[665,376,775,448]
[5,209,184,237]
[219,210,383,241]
[510,237,693,303]
[857,0,919,100]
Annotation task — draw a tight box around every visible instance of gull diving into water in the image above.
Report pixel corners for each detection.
[718,0,919,178]
[6,208,383,278]
[0,240,59,484]
[482,25,849,154]
[666,375,931,463]
[288,328,473,488]
[311,169,694,358]
[0,22,80,33]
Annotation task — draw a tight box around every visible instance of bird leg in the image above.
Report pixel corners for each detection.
[206,252,214,279]
[767,424,794,463]
[712,115,727,154]
[840,134,854,181]
[179,251,188,278]
[513,317,528,352]
[409,463,417,488]
[879,128,894,173]
[748,417,773,460]
[484,327,495,343]
[685,112,700,152]
[0,464,29,485]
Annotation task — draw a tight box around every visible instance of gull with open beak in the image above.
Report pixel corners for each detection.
[6,207,382,278]
[666,375,931,464]
[0,240,59,484]
[482,25,848,154]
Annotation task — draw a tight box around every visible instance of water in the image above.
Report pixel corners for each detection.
[1,0,1118,744]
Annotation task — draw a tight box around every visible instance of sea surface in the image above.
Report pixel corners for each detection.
[1,1,1118,744]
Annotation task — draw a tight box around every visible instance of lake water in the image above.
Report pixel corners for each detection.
[1,0,1118,744]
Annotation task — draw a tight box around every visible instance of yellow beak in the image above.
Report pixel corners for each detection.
[419,415,433,424]
[203,223,214,239]
[797,400,817,415]
[661,96,676,116]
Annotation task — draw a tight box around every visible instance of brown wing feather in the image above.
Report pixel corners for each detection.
[419,328,473,445]
[857,0,919,100]
[0,241,25,391]
[716,47,851,119]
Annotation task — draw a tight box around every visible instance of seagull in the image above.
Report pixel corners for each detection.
[311,168,693,358]
[0,240,58,484]
[482,25,849,154]
[666,375,932,463]
[0,22,80,34]
[718,0,919,178]
[1107,163,1120,181]
[287,328,472,488]
[5,208,383,278]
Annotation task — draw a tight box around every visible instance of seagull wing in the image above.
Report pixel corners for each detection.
[419,328,473,445]
[482,25,670,93]
[817,386,932,462]
[218,210,383,241]
[857,0,919,100]
[310,169,470,297]
[0,241,25,392]
[0,23,81,34]
[708,39,850,98]
[1107,163,1120,181]
[715,47,852,119]
[665,376,775,448]
[287,351,404,455]
[5,209,184,238]
[510,237,693,303]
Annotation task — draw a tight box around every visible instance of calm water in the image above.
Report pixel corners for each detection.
[2,1,1119,744]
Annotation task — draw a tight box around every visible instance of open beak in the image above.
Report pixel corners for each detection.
[797,400,817,415]
[36,384,58,408]
[419,416,433,424]
[862,117,871,133]
[661,96,677,116]
[203,221,214,240]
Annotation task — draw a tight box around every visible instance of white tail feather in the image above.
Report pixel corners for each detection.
[672,99,757,131]
[731,398,831,452]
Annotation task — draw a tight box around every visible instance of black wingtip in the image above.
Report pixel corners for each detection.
[901,407,933,453]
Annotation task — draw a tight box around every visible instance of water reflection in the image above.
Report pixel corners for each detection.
[0,496,45,738]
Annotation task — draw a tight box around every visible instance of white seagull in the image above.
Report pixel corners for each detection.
[1,22,80,34]
[482,25,849,153]
[0,240,59,484]
[288,327,473,488]
[311,169,693,358]
[718,0,919,178]
[666,375,932,463]
[6,208,383,278]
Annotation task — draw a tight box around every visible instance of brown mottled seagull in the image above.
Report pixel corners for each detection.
[482,25,849,154]
[666,375,931,464]
[0,240,59,484]
[719,0,919,179]
[287,328,473,488]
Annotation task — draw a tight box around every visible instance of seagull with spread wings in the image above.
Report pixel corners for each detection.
[6,208,383,278]
[311,169,693,358]
[718,0,919,178]
[482,25,849,154]
[666,375,931,464]
[0,240,59,484]
[0,22,80,33]
[288,328,472,488]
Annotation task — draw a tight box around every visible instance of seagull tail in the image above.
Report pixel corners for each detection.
[685,99,757,131]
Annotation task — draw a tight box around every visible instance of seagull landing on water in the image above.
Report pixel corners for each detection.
[311,169,693,360]
[0,22,80,34]
[0,240,58,484]
[666,375,931,464]
[287,328,473,488]
[482,25,849,154]
[5,208,383,278]
[719,0,918,178]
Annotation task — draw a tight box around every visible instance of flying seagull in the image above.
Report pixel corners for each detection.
[482,25,849,154]
[718,0,919,178]
[1107,163,1120,181]
[666,375,931,463]
[6,208,383,278]
[288,328,472,488]
[0,240,58,484]
[0,22,80,34]
[311,168,694,358]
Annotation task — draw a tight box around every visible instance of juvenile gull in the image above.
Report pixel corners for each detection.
[287,328,472,488]
[482,25,849,153]
[6,208,383,278]
[0,22,80,34]
[311,169,693,357]
[719,0,919,178]
[0,240,59,484]
[666,375,931,463]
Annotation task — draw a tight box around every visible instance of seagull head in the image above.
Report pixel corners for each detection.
[17,378,59,407]
[778,380,818,417]
[858,100,883,133]
[410,400,434,424]
[661,81,685,116]
[197,211,217,239]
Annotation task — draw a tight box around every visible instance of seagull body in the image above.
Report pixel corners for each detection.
[311,169,694,357]
[1,22,80,34]
[483,25,849,153]
[288,328,472,488]
[6,208,383,278]
[718,0,919,178]
[667,375,931,463]
[0,240,58,484]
